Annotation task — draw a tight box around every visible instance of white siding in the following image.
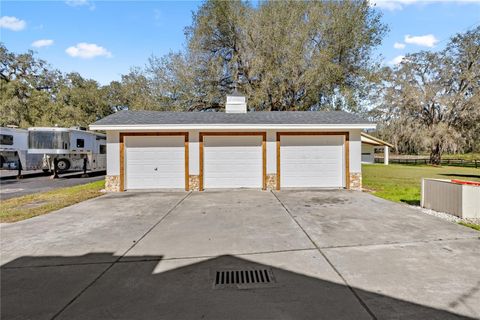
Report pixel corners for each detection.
[266,130,276,174]
[280,135,344,188]
[106,131,120,176]
[204,135,262,188]
[125,136,184,189]
[349,129,362,173]
[361,144,375,163]
[189,130,200,175]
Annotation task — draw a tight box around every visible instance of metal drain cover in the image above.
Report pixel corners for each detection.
[212,268,277,289]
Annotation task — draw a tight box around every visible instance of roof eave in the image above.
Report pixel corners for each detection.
[361,132,393,147]
[89,123,376,131]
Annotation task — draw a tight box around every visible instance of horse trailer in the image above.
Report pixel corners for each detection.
[0,127,42,170]
[28,127,106,173]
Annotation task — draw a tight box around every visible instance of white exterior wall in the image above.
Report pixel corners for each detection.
[349,130,362,173]
[361,144,375,163]
[189,130,200,175]
[106,131,120,176]
[266,130,276,174]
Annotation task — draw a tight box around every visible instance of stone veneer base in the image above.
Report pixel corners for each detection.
[105,173,360,192]
[105,175,120,192]
[349,172,362,190]
[266,174,277,190]
[189,175,200,191]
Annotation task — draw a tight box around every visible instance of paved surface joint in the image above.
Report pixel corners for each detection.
[270,190,378,320]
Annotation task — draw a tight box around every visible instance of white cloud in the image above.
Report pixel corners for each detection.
[66,0,87,5]
[393,42,406,49]
[0,16,26,31]
[372,1,403,10]
[32,39,54,48]
[65,0,95,10]
[404,34,439,47]
[390,55,405,65]
[372,0,480,11]
[66,43,112,59]
[370,0,418,11]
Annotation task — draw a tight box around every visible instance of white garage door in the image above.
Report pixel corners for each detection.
[280,135,344,188]
[125,136,185,189]
[204,136,262,188]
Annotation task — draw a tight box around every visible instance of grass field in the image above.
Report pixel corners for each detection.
[362,164,480,205]
[0,180,105,223]
[442,153,480,161]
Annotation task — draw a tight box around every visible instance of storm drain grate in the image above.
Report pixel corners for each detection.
[213,268,276,289]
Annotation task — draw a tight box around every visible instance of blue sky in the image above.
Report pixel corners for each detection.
[1,0,479,85]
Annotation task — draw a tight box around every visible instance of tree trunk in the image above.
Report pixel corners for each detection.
[429,143,442,165]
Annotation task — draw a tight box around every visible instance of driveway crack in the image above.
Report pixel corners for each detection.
[271,191,378,320]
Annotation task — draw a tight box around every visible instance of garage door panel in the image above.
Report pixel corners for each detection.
[205,136,261,147]
[127,137,183,148]
[125,136,185,190]
[128,149,183,159]
[205,152,260,161]
[204,135,263,189]
[280,135,344,188]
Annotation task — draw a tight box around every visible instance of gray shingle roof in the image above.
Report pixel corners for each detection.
[92,110,372,126]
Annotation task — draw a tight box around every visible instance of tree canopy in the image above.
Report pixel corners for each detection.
[133,0,387,112]
[372,26,480,163]
[0,44,112,127]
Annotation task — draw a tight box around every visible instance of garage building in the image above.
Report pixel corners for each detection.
[90,95,375,192]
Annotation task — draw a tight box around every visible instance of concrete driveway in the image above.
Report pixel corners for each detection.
[1,190,479,320]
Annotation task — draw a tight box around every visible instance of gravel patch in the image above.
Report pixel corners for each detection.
[409,205,480,226]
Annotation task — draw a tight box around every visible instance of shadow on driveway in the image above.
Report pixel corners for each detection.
[1,253,475,320]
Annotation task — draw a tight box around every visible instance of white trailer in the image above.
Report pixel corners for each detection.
[0,127,43,170]
[28,127,106,173]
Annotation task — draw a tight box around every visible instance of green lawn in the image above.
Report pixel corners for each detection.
[362,164,480,205]
[0,180,105,223]
[459,222,480,231]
